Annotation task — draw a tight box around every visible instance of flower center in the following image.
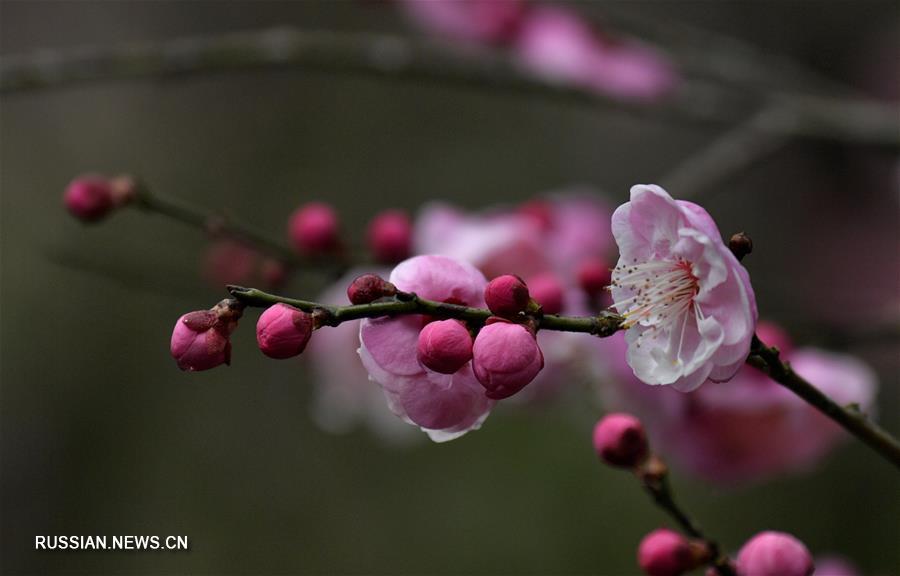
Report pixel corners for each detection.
[609,259,699,330]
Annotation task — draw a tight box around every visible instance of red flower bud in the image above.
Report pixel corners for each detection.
[367,209,413,264]
[256,303,313,359]
[347,273,396,304]
[288,202,339,254]
[593,413,649,468]
[484,274,530,317]
[416,320,473,374]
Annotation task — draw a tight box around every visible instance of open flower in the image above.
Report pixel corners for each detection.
[598,324,878,485]
[358,255,494,442]
[610,184,757,391]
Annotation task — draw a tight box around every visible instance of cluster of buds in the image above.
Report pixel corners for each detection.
[64,175,138,222]
[287,202,413,265]
[593,413,815,576]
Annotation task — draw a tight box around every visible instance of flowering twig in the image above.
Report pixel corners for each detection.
[226,284,625,336]
[638,457,735,575]
[727,234,900,470]
[2,27,898,145]
[747,337,900,469]
[229,273,900,470]
[129,180,301,266]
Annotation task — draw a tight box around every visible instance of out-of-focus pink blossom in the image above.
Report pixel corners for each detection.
[288,202,340,255]
[414,193,614,402]
[812,556,860,576]
[599,327,878,484]
[637,528,693,576]
[64,177,115,222]
[527,272,565,315]
[306,268,416,443]
[256,303,313,359]
[203,239,259,286]
[400,0,525,44]
[514,6,677,102]
[367,209,413,264]
[577,257,612,298]
[736,532,814,576]
[359,255,494,441]
[472,318,544,399]
[64,175,136,222]
[170,299,242,372]
[593,412,649,468]
[610,184,757,392]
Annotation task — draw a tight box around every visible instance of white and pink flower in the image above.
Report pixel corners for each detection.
[609,184,757,391]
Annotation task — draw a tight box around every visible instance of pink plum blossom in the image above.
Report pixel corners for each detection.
[471,318,544,399]
[170,299,243,371]
[416,320,473,374]
[598,325,878,484]
[736,532,814,576]
[367,209,413,264]
[306,268,416,443]
[514,6,677,102]
[400,0,524,45]
[593,412,649,468]
[359,255,494,441]
[256,303,313,359]
[637,528,694,576]
[484,274,530,317]
[609,184,757,392]
[811,556,860,576]
[414,193,614,402]
[64,175,136,222]
[288,202,340,255]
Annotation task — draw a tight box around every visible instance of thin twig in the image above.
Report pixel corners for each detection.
[2,27,898,145]
[748,335,900,469]
[226,284,625,336]
[638,457,735,575]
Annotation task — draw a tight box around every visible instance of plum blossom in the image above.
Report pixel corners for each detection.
[514,6,677,102]
[598,324,878,484]
[399,0,524,45]
[736,531,814,576]
[609,184,757,392]
[305,268,416,443]
[170,299,243,372]
[359,255,494,441]
[414,192,614,401]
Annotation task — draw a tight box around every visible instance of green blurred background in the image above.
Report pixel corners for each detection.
[1,1,898,574]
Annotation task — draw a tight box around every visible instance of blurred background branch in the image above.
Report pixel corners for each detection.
[2,26,898,145]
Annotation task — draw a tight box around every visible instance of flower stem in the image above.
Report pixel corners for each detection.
[748,336,900,469]
[639,457,735,576]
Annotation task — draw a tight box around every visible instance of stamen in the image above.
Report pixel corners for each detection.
[610,259,699,334]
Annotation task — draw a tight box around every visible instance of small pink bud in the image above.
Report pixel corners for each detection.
[593,413,649,468]
[367,209,413,264]
[347,273,396,304]
[736,531,814,576]
[638,529,692,576]
[755,321,793,356]
[485,274,530,317]
[256,303,314,359]
[64,177,115,222]
[170,299,243,371]
[288,202,339,254]
[527,272,565,315]
[577,258,612,297]
[472,319,544,399]
[416,320,474,374]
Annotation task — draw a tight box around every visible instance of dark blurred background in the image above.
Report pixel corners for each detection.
[1,1,898,574]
